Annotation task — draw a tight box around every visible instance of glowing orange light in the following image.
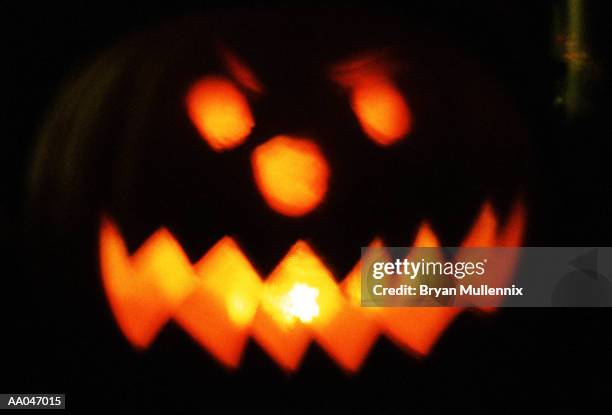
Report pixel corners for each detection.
[331,55,412,146]
[379,307,462,355]
[351,76,412,146]
[194,237,262,327]
[186,76,254,151]
[98,199,526,372]
[280,283,320,323]
[412,221,441,247]
[99,217,195,349]
[344,238,385,306]
[477,199,527,310]
[461,201,498,247]
[251,136,329,217]
[497,198,526,247]
[320,238,383,372]
[376,223,458,355]
[174,237,262,368]
[221,48,264,94]
[252,241,343,371]
[455,199,527,310]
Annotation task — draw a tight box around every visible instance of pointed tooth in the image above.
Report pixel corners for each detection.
[99,217,194,348]
[461,201,498,247]
[251,241,340,371]
[131,227,196,307]
[174,236,262,368]
[413,221,441,247]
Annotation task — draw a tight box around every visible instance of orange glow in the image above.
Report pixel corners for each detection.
[379,307,461,355]
[480,198,527,310]
[344,238,385,306]
[281,283,320,323]
[332,55,411,146]
[497,198,526,247]
[98,199,525,372]
[194,237,261,327]
[380,222,458,356]
[221,48,264,94]
[186,76,254,151]
[455,199,526,311]
[174,237,262,368]
[412,221,441,247]
[252,241,343,371]
[99,217,195,349]
[351,76,412,146]
[461,201,498,247]
[251,136,329,217]
[322,238,383,372]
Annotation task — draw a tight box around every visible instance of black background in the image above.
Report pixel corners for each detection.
[1,1,611,413]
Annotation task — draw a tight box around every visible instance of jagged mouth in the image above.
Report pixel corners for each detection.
[99,197,525,372]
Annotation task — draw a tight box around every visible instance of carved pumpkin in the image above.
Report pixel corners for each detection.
[29,10,530,373]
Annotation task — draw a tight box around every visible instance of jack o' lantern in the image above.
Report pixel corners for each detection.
[28,10,530,373]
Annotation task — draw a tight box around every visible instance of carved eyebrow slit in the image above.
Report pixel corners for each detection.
[220,47,265,94]
[331,54,413,146]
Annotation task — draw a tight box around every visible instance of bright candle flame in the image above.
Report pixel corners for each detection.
[280,283,320,324]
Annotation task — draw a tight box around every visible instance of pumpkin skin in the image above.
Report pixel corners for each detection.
[28,9,531,375]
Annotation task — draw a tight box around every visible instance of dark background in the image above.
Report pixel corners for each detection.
[1,1,611,413]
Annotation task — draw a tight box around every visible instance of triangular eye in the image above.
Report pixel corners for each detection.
[186,76,254,151]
